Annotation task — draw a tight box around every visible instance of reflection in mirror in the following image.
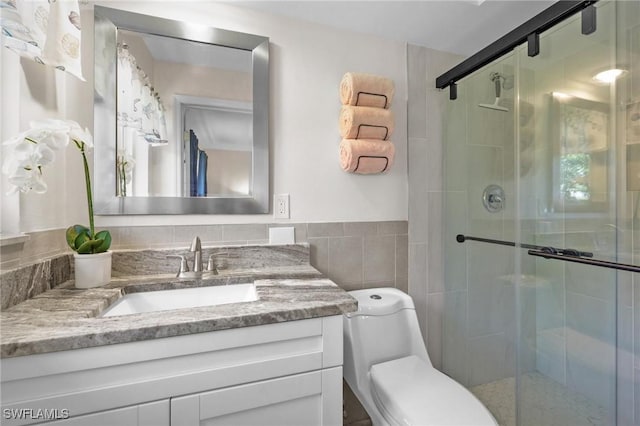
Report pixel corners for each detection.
[94,6,269,214]
[550,93,609,213]
[182,100,252,197]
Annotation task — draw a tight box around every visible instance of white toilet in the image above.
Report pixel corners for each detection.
[343,287,497,426]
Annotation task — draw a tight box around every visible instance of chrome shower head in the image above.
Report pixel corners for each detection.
[479,72,509,112]
[479,98,509,111]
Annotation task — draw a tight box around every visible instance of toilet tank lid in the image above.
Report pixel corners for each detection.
[345,288,415,317]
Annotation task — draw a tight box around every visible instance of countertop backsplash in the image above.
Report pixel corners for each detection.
[0,221,408,309]
[111,244,310,276]
[0,253,72,310]
[0,243,310,310]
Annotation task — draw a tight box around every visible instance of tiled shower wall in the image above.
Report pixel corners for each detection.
[0,221,408,292]
[407,44,463,370]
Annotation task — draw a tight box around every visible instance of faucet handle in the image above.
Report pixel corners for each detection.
[208,249,229,271]
[167,255,189,277]
[206,254,219,274]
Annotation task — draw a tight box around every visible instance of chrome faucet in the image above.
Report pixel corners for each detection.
[190,236,203,273]
[168,236,220,278]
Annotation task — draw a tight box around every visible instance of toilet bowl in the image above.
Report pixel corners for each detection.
[343,288,497,426]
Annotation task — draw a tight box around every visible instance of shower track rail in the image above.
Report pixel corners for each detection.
[457,234,640,273]
[435,0,598,96]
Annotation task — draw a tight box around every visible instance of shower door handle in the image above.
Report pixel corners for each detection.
[528,250,640,273]
[456,234,593,258]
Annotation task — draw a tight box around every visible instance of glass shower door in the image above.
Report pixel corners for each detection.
[442,51,520,426]
[516,1,618,424]
[442,1,640,424]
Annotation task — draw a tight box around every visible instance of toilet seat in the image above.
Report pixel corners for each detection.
[370,355,497,426]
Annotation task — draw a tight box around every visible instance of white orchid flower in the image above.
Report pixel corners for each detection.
[3,130,29,147]
[66,120,93,148]
[11,138,36,160]
[2,117,109,254]
[30,172,48,194]
[2,140,34,180]
[2,118,93,195]
[2,138,57,194]
[6,167,32,194]
[28,119,71,150]
[2,152,21,177]
[3,135,56,167]
[6,164,47,194]
[33,142,56,166]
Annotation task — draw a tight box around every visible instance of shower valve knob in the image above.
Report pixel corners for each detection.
[482,185,505,213]
[488,194,502,204]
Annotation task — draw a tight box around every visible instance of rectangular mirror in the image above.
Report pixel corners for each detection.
[94,6,269,214]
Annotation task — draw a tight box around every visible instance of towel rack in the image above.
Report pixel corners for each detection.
[356,124,390,140]
[354,155,389,173]
[355,91,388,108]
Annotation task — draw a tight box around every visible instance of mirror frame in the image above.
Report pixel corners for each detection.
[93,6,269,214]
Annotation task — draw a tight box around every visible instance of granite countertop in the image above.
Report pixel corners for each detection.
[0,265,358,358]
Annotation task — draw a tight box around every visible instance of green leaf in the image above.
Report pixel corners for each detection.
[66,225,90,250]
[73,231,91,251]
[77,238,105,254]
[93,230,112,253]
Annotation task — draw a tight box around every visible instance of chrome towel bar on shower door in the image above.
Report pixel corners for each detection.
[456,234,593,258]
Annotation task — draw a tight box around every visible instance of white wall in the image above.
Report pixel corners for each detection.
[1,34,92,235]
[3,1,408,234]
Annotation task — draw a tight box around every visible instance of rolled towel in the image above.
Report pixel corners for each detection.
[339,139,395,174]
[340,72,394,109]
[340,105,395,140]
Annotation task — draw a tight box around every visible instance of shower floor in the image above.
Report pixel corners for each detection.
[470,372,609,426]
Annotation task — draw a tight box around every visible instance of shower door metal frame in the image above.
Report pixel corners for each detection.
[435,1,598,95]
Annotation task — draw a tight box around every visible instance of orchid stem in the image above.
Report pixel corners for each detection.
[77,140,95,238]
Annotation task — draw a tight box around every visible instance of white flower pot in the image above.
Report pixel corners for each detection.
[74,251,112,289]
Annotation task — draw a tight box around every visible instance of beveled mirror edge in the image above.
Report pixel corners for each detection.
[93,6,270,215]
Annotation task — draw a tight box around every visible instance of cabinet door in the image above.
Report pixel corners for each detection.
[171,370,329,426]
[42,400,169,426]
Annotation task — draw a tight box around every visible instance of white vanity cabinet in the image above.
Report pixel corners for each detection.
[43,400,169,426]
[0,316,343,426]
[171,368,342,426]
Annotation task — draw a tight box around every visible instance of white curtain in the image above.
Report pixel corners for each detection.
[0,0,85,81]
[116,43,167,145]
[116,42,167,196]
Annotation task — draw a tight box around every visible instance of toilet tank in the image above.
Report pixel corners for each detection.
[343,288,431,390]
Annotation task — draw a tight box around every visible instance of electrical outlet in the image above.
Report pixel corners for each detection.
[274,194,290,219]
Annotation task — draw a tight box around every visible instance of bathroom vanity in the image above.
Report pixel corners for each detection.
[0,246,357,426]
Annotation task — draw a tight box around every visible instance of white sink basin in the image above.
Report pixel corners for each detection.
[100,283,258,317]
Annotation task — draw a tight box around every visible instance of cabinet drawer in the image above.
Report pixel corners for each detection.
[172,369,334,426]
[34,400,169,426]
